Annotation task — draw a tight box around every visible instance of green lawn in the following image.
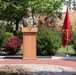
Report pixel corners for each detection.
[56,45,75,56]
[19,45,75,56]
[0,45,75,56]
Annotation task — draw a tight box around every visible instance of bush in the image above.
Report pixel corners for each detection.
[16,30,23,39]
[5,36,22,55]
[2,32,14,48]
[37,26,61,56]
[0,22,14,54]
[0,22,6,51]
[71,31,76,54]
[6,25,13,33]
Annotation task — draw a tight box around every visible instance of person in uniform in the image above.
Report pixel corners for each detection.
[20,8,37,27]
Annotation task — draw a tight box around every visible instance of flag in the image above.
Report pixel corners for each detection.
[62,7,70,47]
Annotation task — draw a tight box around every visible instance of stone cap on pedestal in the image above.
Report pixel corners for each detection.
[22,27,38,32]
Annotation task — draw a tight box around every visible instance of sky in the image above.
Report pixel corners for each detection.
[61,0,75,12]
[61,5,67,12]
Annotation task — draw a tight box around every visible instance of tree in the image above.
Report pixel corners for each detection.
[0,0,65,30]
[0,0,27,30]
[28,0,65,14]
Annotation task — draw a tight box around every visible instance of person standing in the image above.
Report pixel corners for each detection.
[20,8,37,28]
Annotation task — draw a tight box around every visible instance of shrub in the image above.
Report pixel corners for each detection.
[6,32,14,36]
[2,32,14,48]
[0,22,6,51]
[16,30,23,39]
[6,25,13,33]
[37,26,61,56]
[0,22,14,53]
[71,31,76,54]
[5,36,22,55]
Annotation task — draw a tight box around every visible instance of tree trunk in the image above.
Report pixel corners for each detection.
[16,19,19,31]
[13,19,19,36]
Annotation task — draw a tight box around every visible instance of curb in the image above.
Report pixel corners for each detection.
[0,56,23,59]
[51,56,76,60]
[0,56,76,60]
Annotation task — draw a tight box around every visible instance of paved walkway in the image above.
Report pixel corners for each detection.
[0,59,76,69]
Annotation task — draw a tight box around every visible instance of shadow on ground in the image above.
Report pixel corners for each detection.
[0,56,23,59]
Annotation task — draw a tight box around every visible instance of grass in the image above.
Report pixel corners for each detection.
[19,45,75,56]
[0,45,75,56]
[56,45,75,56]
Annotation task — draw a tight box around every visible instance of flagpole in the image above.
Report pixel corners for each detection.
[62,6,70,57]
[66,30,69,57]
[66,41,69,57]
